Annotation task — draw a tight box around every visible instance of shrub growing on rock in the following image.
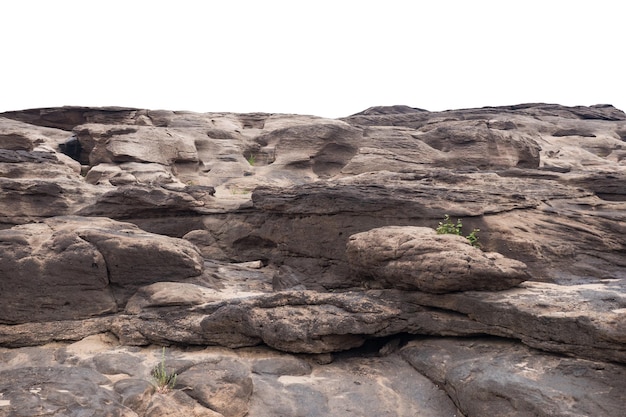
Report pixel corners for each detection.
[436,214,480,247]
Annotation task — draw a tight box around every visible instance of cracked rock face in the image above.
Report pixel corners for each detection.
[0,216,203,323]
[1,103,625,416]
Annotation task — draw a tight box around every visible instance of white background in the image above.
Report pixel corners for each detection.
[2,1,623,118]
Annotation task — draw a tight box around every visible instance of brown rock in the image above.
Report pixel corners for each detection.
[0,366,137,416]
[346,226,528,293]
[0,216,203,324]
[402,337,626,417]
[145,391,224,417]
[74,124,199,166]
[176,359,252,417]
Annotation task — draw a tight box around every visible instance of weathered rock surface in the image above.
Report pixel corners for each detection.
[0,216,203,323]
[0,337,464,417]
[1,103,625,416]
[402,337,626,417]
[346,226,529,293]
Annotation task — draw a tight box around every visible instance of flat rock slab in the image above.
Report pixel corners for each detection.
[0,340,463,417]
[402,337,626,417]
[407,280,626,363]
[0,366,137,417]
[248,353,461,417]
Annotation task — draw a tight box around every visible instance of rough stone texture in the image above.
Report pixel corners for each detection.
[402,337,626,417]
[0,340,463,417]
[1,103,626,416]
[74,124,199,166]
[0,366,138,417]
[176,359,252,417]
[407,280,626,363]
[0,216,203,323]
[346,226,529,293]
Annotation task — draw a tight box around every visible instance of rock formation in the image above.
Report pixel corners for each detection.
[0,103,624,416]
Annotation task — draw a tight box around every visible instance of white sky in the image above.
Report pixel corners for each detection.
[2,1,624,118]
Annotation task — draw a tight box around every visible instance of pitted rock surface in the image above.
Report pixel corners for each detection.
[1,103,625,416]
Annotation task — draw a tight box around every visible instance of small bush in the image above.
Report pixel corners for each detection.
[436,214,463,235]
[151,347,177,393]
[436,214,481,247]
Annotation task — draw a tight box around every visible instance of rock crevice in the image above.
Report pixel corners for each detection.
[1,103,625,416]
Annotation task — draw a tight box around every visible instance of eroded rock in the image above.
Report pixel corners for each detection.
[1,103,625,416]
[346,226,528,293]
[402,337,626,417]
[0,216,203,324]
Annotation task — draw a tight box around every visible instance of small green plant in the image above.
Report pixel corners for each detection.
[229,186,252,195]
[246,153,256,166]
[436,214,481,247]
[436,214,463,235]
[466,228,480,247]
[151,347,177,393]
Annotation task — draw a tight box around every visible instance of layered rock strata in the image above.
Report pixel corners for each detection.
[0,103,625,416]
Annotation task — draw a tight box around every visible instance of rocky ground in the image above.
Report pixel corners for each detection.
[0,103,625,416]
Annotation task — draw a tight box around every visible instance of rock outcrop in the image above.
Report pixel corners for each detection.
[1,103,625,416]
[0,216,203,323]
[346,226,529,293]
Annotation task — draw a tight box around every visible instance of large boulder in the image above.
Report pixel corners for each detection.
[74,124,199,166]
[346,226,529,293]
[0,216,203,324]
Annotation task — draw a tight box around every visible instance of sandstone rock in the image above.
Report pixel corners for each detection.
[113,290,399,352]
[74,124,198,166]
[1,102,626,416]
[84,162,184,187]
[402,337,626,417]
[0,216,203,324]
[125,282,224,314]
[271,265,307,291]
[247,353,462,417]
[0,366,137,416]
[346,226,529,293]
[253,121,361,178]
[1,106,144,131]
[114,379,155,416]
[0,115,72,150]
[145,391,224,417]
[76,185,210,219]
[406,280,626,363]
[416,119,542,169]
[0,341,464,417]
[183,230,229,260]
[176,359,252,417]
[250,355,311,376]
[0,318,114,348]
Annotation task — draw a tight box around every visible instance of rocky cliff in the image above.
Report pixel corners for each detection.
[0,103,624,416]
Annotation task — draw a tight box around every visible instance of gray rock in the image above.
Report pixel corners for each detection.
[402,337,626,417]
[145,391,223,417]
[114,379,154,415]
[0,366,137,417]
[176,359,252,417]
[1,102,626,416]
